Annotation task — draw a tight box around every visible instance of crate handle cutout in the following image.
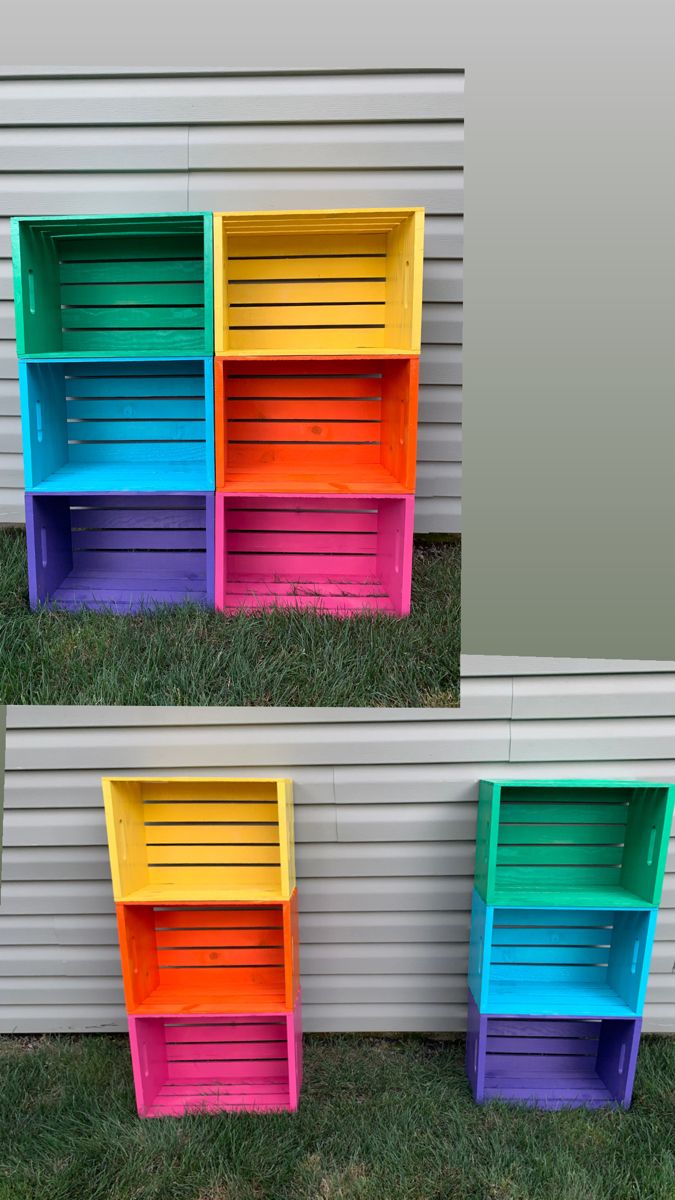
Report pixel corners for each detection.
[27,269,36,314]
[142,1043,150,1078]
[647,827,657,866]
[119,820,128,867]
[631,940,640,974]
[40,526,47,570]
[618,1043,626,1074]
[36,397,43,443]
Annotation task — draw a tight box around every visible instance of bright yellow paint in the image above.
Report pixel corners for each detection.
[102,776,295,903]
[213,208,424,356]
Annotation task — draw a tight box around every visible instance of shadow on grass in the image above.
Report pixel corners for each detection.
[0,529,460,706]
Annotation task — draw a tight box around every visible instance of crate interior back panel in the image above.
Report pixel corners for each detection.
[216,356,418,493]
[103,777,295,904]
[215,494,414,616]
[117,896,300,1015]
[25,493,214,612]
[11,213,214,357]
[475,781,675,908]
[20,359,214,492]
[213,209,424,355]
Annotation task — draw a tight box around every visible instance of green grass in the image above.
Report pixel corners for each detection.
[0,1033,673,1200]
[0,529,459,706]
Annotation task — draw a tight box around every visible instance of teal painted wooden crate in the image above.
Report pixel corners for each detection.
[11,213,214,358]
[474,780,675,909]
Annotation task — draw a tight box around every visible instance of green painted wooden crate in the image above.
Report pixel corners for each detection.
[11,213,214,358]
[474,779,675,908]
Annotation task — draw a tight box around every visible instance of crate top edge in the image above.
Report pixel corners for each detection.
[20,356,212,365]
[215,353,420,364]
[471,891,658,918]
[216,492,415,500]
[214,206,424,219]
[11,211,211,226]
[129,1005,300,1023]
[102,775,292,783]
[116,890,297,908]
[480,778,675,791]
[26,491,214,500]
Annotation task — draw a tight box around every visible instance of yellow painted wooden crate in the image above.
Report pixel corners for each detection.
[102,777,295,903]
[213,208,424,355]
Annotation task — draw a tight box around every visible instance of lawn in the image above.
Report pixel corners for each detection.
[0,1033,673,1200]
[0,530,460,706]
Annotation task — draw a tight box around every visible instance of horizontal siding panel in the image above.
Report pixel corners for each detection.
[0,488,22,523]
[2,173,188,215]
[463,656,675,677]
[188,168,462,214]
[0,127,188,170]
[189,122,463,169]
[416,461,462,498]
[5,721,511,769]
[421,302,462,344]
[415,496,461,533]
[0,72,464,126]
[512,673,675,718]
[417,423,462,462]
[418,386,462,424]
[510,717,675,761]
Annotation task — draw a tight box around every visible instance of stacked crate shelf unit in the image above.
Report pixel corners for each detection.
[104,776,301,1117]
[12,212,217,615]
[466,779,674,1109]
[212,207,424,616]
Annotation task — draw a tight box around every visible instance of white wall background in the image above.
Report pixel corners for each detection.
[0,68,463,531]
[1,656,674,1034]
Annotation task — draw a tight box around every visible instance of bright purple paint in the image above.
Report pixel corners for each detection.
[466,993,641,1109]
[25,492,215,613]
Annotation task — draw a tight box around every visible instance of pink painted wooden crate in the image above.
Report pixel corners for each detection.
[215,493,414,616]
[128,998,302,1117]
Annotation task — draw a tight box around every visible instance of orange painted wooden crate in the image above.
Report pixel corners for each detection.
[117,892,300,1015]
[215,356,418,494]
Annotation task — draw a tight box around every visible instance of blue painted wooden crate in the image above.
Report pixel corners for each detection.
[20,358,215,493]
[468,890,656,1018]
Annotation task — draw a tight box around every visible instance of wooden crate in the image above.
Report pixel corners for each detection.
[213,208,424,356]
[474,779,675,908]
[117,893,300,1015]
[466,992,641,1109]
[19,359,215,493]
[103,777,295,903]
[11,212,214,358]
[128,999,302,1116]
[215,356,418,494]
[25,493,215,613]
[468,890,657,1018]
[215,493,414,616]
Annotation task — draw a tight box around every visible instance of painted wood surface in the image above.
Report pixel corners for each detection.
[20,358,215,492]
[215,493,414,616]
[128,999,302,1116]
[25,492,215,612]
[116,892,300,1015]
[468,891,657,1018]
[465,992,641,1109]
[213,209,424,356]
[215,355,418,494]
[474,779,675,908]
[102,777,296,904]
[11,213,214,358]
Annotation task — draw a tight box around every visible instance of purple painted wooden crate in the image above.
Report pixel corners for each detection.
[25,492,215,612]
[466,993,641,1109]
